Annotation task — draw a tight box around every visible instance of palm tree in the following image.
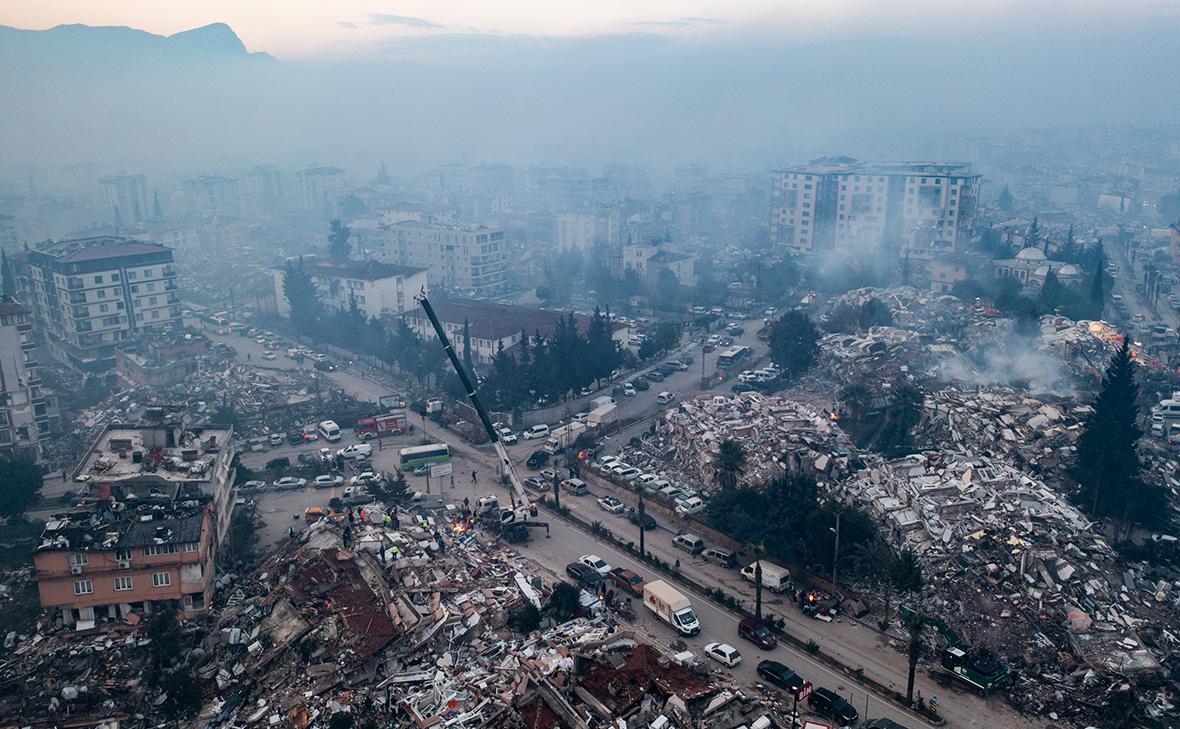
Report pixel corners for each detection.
[716,439,746,489]
[905,611,926,705]
[749,543,766,619]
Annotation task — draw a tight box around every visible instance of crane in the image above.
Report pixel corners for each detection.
[414,290,549,540]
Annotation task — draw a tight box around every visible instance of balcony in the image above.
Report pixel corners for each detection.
[66,278,84,290]
[164,281,178,291]
[162,266,177,277]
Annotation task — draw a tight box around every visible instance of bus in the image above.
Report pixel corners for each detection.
[317,419,342,442]
[399,443,451,469]
[716,346,751,370]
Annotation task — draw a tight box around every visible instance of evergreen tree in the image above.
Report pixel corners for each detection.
[1038,268,1064,311]
[1073,340,1160,528]
[1026,217,1042,250]
[1059,224,1078,263]
[1088,262,1106,318]
[767,309,820,380]
[282,257,322,334]
[0,455,41,516]
[152,191,163,221]
[716,439,746,489]
[997,185,1014,213]
[1,251,14,296]
[327,219,351,259]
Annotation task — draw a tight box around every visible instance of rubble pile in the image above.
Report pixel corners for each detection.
[823,286,973,336]
[820,326,934,385]
[913,386,1088,472]
[638,393,857,492]
[835,451,1180,723]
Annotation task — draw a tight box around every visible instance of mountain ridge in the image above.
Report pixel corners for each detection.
[0,21,274,61]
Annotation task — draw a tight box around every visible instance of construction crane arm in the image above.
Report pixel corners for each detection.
[415,290,536,524]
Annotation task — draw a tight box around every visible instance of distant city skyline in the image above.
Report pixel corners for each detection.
[1,0,1172,58]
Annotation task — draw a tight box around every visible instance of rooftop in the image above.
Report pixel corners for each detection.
[76,421,232,485]
[775,157,977,178]
[32,236,172,263]
[299,258,427,281]
[647,250,693,264]
[39,502,209,553]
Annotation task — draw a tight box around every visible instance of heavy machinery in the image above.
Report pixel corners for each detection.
[416,291,549,542]
[900,605,1010,693]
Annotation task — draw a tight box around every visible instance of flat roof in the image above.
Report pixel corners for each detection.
[79,424,233,485]
[299,258,427,281]
[32,236,171,263]
[118,513,204,549]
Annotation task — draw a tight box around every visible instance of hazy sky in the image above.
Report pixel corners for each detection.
[3,0,1174,58]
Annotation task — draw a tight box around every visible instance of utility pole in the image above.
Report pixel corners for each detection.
[638,489,646,557]
[831,510,841,596]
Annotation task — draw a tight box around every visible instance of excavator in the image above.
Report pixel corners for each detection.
[415,291,549,543]
[900,605,1010,694]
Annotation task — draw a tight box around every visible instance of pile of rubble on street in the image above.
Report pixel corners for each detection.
[1,509,782,729]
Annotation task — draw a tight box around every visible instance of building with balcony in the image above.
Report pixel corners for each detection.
[10,237,181,375]
[0,297,47,461]
[182,175,240,218]
[99,173,150,227]
[271,257,428,320]
[35,413,235,628]
[297,166,347,215]
[369,222,508,295]
[770,157,980,254]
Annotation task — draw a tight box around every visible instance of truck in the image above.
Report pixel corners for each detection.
[544,422,587,454]
[741,560,791,592]
[643,580,700,636]
[588,403,618,429]
[590,395,616,410]
[356,410,410,439]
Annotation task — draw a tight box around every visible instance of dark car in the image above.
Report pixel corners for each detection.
[526,450,550,469]
[626,507,657,530]
[631,378,650,391]
[756,660,805,693]
[264,456,291,470]
[313,360,338,372]
[732,383,756,393]
[645,370,665,382]
[739,617,777,650]
[864,721,908,729]
[809,687,859,727]
[287,430,303,446]
[565,562,603,588]
[297,452,318,466]
[657,364,678,376]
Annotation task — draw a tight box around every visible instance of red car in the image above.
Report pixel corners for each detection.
[608,567,646,596]
[703,343,717,353]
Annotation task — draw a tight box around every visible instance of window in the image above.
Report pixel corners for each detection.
[115,549,132,561]
[74,580,93,595]
[112,273,120,282]
[152,572,172,587]
[69,554,87,566]
[144,269,152,278]
[97,289,106,299]
[114,576,133,591]
[99,304,108,313]
[128,271,136,281]
[94,275,103,284]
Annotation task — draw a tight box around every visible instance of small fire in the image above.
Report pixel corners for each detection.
[828,410,839,421]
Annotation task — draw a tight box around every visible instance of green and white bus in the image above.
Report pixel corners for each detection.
[399,443,451,469]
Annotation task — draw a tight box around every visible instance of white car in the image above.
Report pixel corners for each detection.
[675,495,707,515]
[596,496,625,514]
[704,642,742,668]
[261,351,277,360]
[337,443,372,459]
[314,474,344,489]
[615,467,642,481]
[636,473,660,486]
[595,455,620,471]
[579,554,612,576]
[273,476,307,491]
[351,471,382,486]
[498,427,518,445]
[522,424,550,440]
[239,480,267,491]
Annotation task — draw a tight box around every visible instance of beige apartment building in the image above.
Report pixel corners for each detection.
[370,221,508,295]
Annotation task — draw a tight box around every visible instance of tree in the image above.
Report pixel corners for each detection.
[1038,268,1064,311]
[905,612,925,705]
[1059,224,1078,263]
[160,670,203,719]
[1025,217,1041,250]
[282,257,322,334]
[546,582,581,622]
[328,713,355,729]
[374,470,410,509]
[767,310,820,380]
[509,601,542,633]
[652,322,680,354]
[878,383,925,452]
[1073,340,1164,530]
[749,543,766,620]
[327,219,351,259]
[857,298,894,329]
[656,269,681,311]
[997,185,1014,213]
[715,439,746,489]
[949,279,987,303]
[213,398,242,430]
[0,456,41,517]
[148,607,182,683]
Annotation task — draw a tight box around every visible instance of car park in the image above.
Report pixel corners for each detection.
[522,424,551,440]
[808,687,859,727]
[608,567,646,596]
[738,617,777,649]
[596,496,625,514]
[272,476,307,491]
[579,554,612,576]
[313,474,344,489]
[704,642,742,668]
[565,562,603,588]
[756,660,804,692]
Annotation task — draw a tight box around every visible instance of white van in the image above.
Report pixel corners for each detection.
[318,420,342,442]
[522,424,551,440]
[657,391,676,404]
[337,443,372,459]
[562,478,588,496]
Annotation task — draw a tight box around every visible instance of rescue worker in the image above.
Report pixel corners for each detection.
[288,526,295,539]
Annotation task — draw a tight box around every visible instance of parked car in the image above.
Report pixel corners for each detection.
[287,431,303,446]
[297,452,318,466]
[272,476,307,491]
[526,450,551,469]
[864,721,909,729]
[596,496,625,514]
[498,427,517,445]
[522,424,551,440]
[352,471,382,486]
[411,464,430,476]
[615,466,642,481]
[622,383,636,397]
[672,533,706,555]
[626,507,657,530]
[562,478,588,495]
[593,455,619,471]
[738,617,777,649]
[268,433,284,446]
[756,660,805,692]
[239,480,267,491]
[265,456,291,470]
[572,412,590,424]
[631,378,650,391]
[644,370,665,382]
[524,476,548,491]
[565,562,603,588]
[704,547,737,568]
[608,567,646,596]
[313,474,344,489]
[657,391,676,404]
[336,443,372,459]
[808,687,859,727]
[703,343,717,353]
[579,554,612,576]
[704,642,742,668]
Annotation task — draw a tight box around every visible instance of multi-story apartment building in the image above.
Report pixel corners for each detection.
[244,165,287,217]
[182,175,240,218]
[297,166,347,215]
[271,258,428,320]
[34,414,235,627]
[10,237,181,374]
[770,157,980,254]
[0,297,47,461]
[99,173,150,227]
[372,222,508,295]
[555,206,621,253]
